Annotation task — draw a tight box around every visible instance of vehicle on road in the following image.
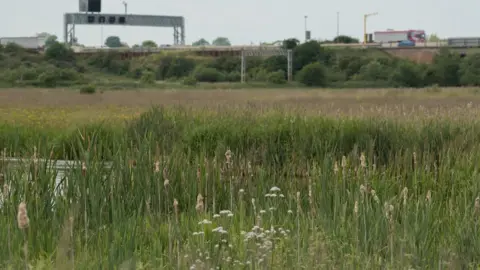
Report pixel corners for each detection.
[374,30,426,44]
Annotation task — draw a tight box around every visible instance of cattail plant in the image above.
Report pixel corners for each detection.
[384,202,395,264]
[426,190,432,204]
[17,202,29,270]
[173,198,179,223]
[333,161,339,175]
[154,160,160,173]
[196,194,204,214]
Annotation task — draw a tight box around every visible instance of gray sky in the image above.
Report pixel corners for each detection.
[1,0,479,46]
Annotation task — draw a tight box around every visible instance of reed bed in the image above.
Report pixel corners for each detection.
[0,104,480,269]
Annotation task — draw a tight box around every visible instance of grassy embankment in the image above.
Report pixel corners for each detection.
[0,88,480,269]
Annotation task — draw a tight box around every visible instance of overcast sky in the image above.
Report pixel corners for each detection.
[1,0,478,46]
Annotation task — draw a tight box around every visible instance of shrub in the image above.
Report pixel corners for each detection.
[44,42,74,62]
[262,56,287,73]
[166,57,196,79]
[194,67,225,82]
[357,60,390,81]
[37,71,58,88]
[140,71,156,85]
[249,68,269,82]
[389,61,424,87]
[182,76,197,86]
[267,70,287,84]
[3,43,25,55]
[80,84,96,94]
[226,71,241,82]
[297,62,327,86]
[207,56,241,73]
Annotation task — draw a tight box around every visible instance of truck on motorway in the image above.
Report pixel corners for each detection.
[374,30,426,45]
[0,36,47,50]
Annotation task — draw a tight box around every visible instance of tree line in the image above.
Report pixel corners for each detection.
[0,38,479,89]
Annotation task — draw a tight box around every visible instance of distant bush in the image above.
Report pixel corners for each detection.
[267,70,287,84]
[3,43,25,55]
[297,62,327,87]
[80,84,96,94]
[356,60,391,81]
[182,76,197,86]
[140,71,156,84]
[194,67,225,82]
[37,70,58,88]
[166,57,196,79]
[389,61,424,87]
[44,42,74,62]
[207,56,241,73]
[226,71,241,82]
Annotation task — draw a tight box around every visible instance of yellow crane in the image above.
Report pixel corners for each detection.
[363,12,378,44]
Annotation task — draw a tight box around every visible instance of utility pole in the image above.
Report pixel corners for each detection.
[122,1,128,15]
[304,15,308,42]
[363,12,378,44]
[336,12,340,38]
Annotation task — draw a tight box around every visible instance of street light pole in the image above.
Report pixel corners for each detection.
[122,1,128,15]
[304,15,308,42]
[363,12,378,44]
[336,12,340,38]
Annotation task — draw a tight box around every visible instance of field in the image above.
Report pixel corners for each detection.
[2,87,480,269]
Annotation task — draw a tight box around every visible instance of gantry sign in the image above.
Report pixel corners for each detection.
[63,13,186,45]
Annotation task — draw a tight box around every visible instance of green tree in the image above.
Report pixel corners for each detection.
[207,56,240,73]
[333,35,359,44]
[44,42,74,62]
[212,37,231,46]
[428,48,461,86]
[44,35,58,47]
[293,41,326,73]
[142,40,157,48]
[459,54,480,86]
[282,38,300,50]
[297,62,327,86]
[262,56,287,73]
[194,67,225,82]
[192,38,210,46]
[389,61,424,87]
[105,36,123,48]
[357,60,390,81]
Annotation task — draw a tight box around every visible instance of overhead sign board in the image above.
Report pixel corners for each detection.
[64,13,183,27]
[63,13,186,45]
[79,0,101,13]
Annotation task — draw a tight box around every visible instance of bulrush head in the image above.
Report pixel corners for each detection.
[341,156,347,169]
[196,194,204,213]
[402,187,408,206]
[81,162,87,177]
[154,160,160,173]
[360,152,366,169]
[17,202,29,230]
[426,190,431,204]
[173,199,179,213]
[129,159,137,169]
[225,149,232,165]
[163,167,168,180]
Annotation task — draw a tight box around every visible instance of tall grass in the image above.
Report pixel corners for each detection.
[0,106,480,269]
